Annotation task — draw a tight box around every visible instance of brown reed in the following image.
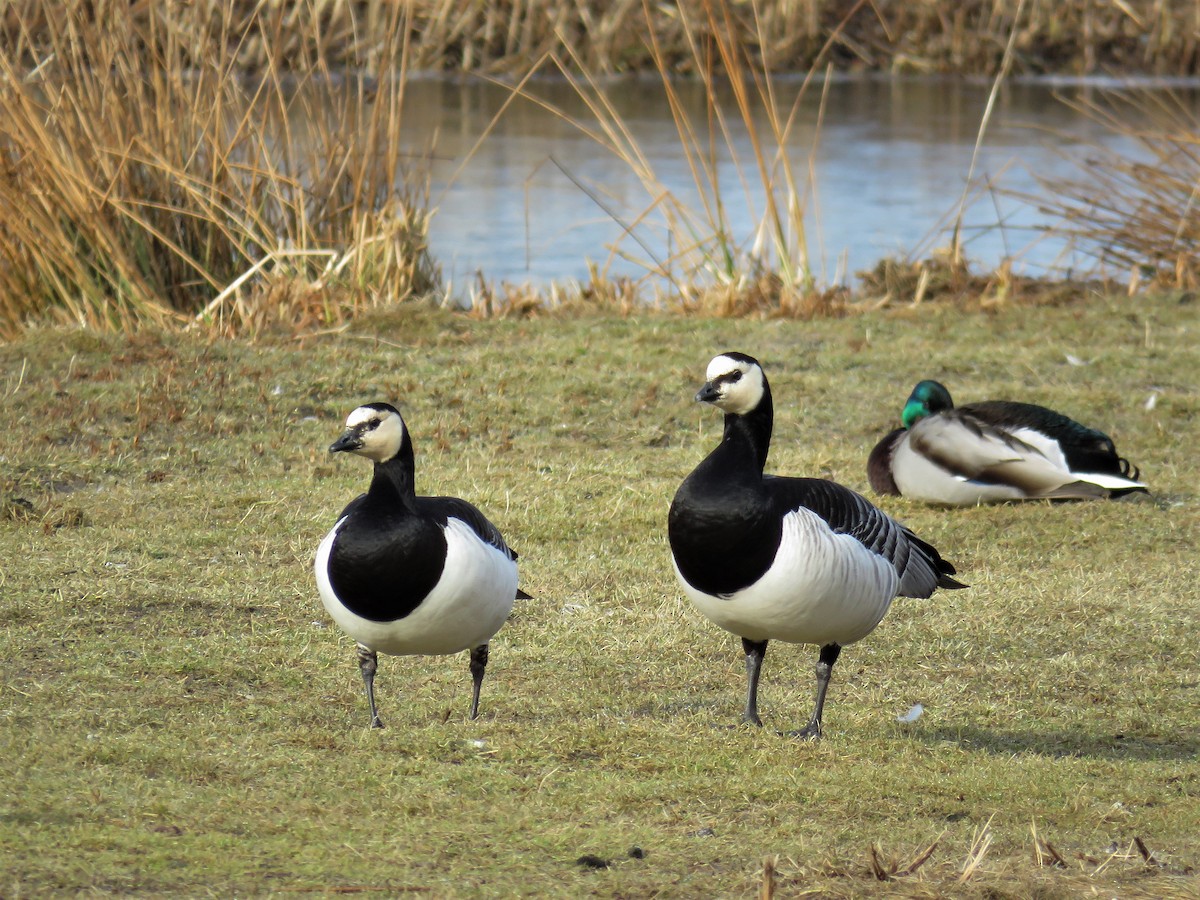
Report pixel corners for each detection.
[4,1,1193,78]
[1016,87,1200,292]
[0,1,437,338]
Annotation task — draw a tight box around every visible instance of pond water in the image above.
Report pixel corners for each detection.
[400,75,1186,292]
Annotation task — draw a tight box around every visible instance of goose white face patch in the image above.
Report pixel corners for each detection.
[705,355,765,416]
[345,406,407,463]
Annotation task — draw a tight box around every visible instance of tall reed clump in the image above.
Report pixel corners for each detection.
[1024,88,1200,291]
[530,0,853,316]
[0,3,437,338]
[3,1,1196,79]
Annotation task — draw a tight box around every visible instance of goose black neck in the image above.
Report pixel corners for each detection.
[369,438,417,507]
[723,382,773,472]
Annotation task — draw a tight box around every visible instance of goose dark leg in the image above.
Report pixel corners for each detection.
[356,643,383,729]
[795,643,841,740]
[468,644,489,720]
[742,638,769,727]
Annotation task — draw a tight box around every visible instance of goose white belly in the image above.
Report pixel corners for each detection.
[674,508,900,646]
[316,517,517,656]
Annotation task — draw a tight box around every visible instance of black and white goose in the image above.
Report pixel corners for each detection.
[867,379,1148,506]
[668,353,966,739]
[315,402,525,728]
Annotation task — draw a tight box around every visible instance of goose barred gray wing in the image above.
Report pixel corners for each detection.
[764,475,965,597]
[424,496,519,561]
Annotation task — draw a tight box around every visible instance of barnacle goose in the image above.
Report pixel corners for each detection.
[315,402,526,728]
[668,353,966,739]
[867,379,1148,505]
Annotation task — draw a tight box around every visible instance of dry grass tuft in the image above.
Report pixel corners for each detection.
[3,1,1192,77]
[679,272,850,318]
[856,251,1122,310]
[858,253,976,308]
[0,3,437,339]
[1022,88,1200,293]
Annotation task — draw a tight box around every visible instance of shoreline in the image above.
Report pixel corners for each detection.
[2,1,1193,337]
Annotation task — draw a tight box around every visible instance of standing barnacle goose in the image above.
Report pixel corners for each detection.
[668,353,966,739]
[315,402,526,728]
[867,379,1148,506]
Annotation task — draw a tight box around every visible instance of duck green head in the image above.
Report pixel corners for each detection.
[901,380,954,429]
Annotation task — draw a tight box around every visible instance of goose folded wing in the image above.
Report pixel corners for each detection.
[765,476,965,597]
[426,496,519,561]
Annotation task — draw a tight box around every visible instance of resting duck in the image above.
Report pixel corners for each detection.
[669,353,965,739]
[867,380,1147,506]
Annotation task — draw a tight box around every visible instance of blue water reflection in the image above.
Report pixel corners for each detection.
[404,76,1176,292]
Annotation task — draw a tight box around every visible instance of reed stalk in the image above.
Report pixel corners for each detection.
[515,0,877,314]
[0,2,437,337]
[4,1,1191,78]
[1016,88,1200,290]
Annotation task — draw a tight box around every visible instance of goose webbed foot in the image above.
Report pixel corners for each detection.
[787,719,823,741]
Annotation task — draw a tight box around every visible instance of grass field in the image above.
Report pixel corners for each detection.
[2,298,1198,896]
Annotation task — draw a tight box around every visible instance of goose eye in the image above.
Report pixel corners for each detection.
[727,371,742,383]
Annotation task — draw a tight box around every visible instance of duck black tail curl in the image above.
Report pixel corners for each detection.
[1118,456,1141,481]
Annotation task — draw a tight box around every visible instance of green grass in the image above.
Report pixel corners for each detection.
[2,299,1198,896]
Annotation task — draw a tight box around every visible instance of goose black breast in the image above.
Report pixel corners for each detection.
[326,495,447,622]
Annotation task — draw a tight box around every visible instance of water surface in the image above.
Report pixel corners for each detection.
[400,76,1178,292]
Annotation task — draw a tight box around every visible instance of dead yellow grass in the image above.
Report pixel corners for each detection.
[0,2,436,339]
[4,1,1193,76]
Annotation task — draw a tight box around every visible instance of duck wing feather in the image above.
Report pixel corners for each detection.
[907,410,1107,498]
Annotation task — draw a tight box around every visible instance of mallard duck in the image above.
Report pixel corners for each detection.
[668,354,965,739]
[867,380,1147,506]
